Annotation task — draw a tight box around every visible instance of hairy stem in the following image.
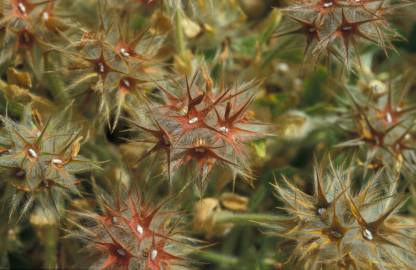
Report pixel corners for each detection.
[215,211,286,225]
[43,225,58,269]
[191,250,239,267]
[45,55,69,105]
[191,249,278,268]
[175,9,186,55]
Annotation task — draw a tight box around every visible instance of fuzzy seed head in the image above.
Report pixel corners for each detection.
[277,0,405,67]
[72,191,195,270]
[338,75,416,171]
[0,110,94,219]
[128,68,264,192]
[269,162,416,269]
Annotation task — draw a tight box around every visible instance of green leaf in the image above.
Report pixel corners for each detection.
[258,9,282,45]
[232,36,257,57]
[302,67,329,108]
[253,140,267,158]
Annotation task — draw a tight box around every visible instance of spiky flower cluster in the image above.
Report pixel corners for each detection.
[277,0,405,66]
[71,190,194,270]
[128,68,264,192]
[52,2,165,129]
[0,107,93,218]
[271,163,416,269]
[0,0,72,71]
[0,0,166,129]
[337,75,416,172]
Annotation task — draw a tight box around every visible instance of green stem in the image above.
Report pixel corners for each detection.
[0,79,7,89]
[175,9,186,55]
[44,225,58,269]
[191,250,239,267]
[0,209,9,269]
[215,212,285,225]
[191,250,278,268]
[83,139,119,163]
[45,55,69,105]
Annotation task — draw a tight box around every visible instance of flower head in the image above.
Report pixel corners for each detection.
[0,107,94,219]
[127,67,265,193]
[69,189,195,270]
[337,74,416,172]
[270,161,416,269]
[275,0,408,68]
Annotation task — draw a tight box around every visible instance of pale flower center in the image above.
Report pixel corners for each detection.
[51,158,63,165]
[342,26,352,31]
[385,112,393,123]
[120,48,130,57]
[317,207,326,216]
[97,62,105,73]
[28,148,38,159]
[116,248,126,256]
[362,228,373,241]
[150,249,158,261]
[122,79,131,88]
[188,117,198,124]
[323,1,333,8]
[18,2,27,14]
[42,12,49,21]
[219,126,229,133]
[136,224,144,235]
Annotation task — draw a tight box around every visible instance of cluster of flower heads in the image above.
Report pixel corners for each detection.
[0,0,167,129]
[0,0,73,71]
[271,162,416,269]
[70,189,194,270]
[0,106,93,218]
[276,0,407,66]
[337,74,416,172]
[52,0,167,129]
[128,68,265,192]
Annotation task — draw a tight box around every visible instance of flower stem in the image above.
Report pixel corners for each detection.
[215,212,285,225]
[43,225,58,269]
[45,55,69,105]
[191,249,279,268]
[175,9,186,55]
[191,250,239,267]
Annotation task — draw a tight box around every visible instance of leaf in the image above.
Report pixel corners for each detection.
[253,140,266,158]
[258,9,282,45]
[71,136,83,159]
[232,36,257,57]
[301,67,329,108]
